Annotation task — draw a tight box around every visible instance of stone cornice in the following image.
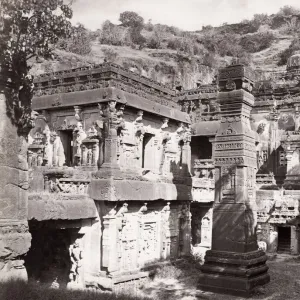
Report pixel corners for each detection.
[33,62,176,105]
[32,87,191,124]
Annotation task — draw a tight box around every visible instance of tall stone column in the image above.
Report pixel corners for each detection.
[198,63,270,296]
[268,111,279,175]
[0,92,31,281]
[97,100,126,175]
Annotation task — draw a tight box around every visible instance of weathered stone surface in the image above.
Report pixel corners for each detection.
[28,193,98,220]
[0,92,31,281]
[89,179,192,201]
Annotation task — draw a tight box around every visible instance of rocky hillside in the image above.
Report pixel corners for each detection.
[30,6,300,89]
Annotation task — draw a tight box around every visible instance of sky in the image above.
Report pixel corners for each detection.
[70,0,300,31]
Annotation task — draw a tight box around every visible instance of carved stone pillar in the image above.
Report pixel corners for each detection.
[81,144,87,166]
[99,101,126,174]
[285,146,294,173]
[179,202,191,256]
[268,111,279,174]
[291,226,299,255]
[102,216,120,273]
[0,91,31,281]
[182,139,191,176]
[199,63,270,296]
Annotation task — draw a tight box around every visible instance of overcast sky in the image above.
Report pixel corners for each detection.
[71,0,300,31]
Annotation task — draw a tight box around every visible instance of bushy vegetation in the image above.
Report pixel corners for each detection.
[0,280,150,300]
[240,32,276,53]
[278,36,300,66]
[102,47,119,62]
[99,20,131,46]
[57,23,92,55]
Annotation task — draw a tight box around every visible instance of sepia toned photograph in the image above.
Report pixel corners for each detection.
[1,0,300,299]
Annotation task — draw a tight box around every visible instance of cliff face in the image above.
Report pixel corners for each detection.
[29,15,298,89]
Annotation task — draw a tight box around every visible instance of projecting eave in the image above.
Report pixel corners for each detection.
[191,121,220,136]
[32,87,190,124]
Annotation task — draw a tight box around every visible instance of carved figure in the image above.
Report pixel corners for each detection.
[257,241,267,251]
[69,240,83,284]
[74,122,87,158]
[50,131,66,167]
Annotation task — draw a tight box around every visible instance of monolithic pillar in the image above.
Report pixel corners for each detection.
[98,101,125,175]
[0,91,31,281]
[198,63,270,296]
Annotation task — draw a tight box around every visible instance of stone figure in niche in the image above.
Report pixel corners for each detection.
[183,102,189,113]
[73,122,87,158]
[257,123,266,135]
[51,131,66,167]
[258,241,267,252]
[278,114,295,131]
[69,240,83,284]
[226,79,236,91]
[49,178,62,193]
[87,148,92,165]
[134,111,145,161]
[87,125,98,138]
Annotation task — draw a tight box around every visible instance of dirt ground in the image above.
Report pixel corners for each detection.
[137,254,300,300]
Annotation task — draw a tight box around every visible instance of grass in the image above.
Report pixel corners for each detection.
[139,254,300,300]
[2,255,300,300]
[0,280,151,300]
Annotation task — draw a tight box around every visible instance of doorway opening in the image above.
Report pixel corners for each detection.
[59,130,73,166]
[277,226,291,253]
[142,133,154,169]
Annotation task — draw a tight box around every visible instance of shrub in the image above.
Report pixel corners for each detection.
[239,32,275,53]
[102,47,119,62]
[202,53,217,68]
[278,5,300,16]
[57,23,92,56]
[278,37,300,65]
[167,38,182,50]
[251,13,271,28]
[100,20,131,46]
[130,26,146,47]
[144,20,154,31]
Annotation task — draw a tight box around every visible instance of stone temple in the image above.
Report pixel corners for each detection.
[2,53,300,295]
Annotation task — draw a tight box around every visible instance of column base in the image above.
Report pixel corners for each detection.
[198,250,270,297]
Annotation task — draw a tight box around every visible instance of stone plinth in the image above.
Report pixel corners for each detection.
[0,92,31,281]
[198,64,270,296]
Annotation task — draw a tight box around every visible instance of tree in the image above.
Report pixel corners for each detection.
[0,0,73,134]
[278,5,300,16]
[119,11,145,48]
[57,23,92,55]
[119,11,144,28]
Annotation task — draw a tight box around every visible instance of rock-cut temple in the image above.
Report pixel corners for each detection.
[2,53,300,295]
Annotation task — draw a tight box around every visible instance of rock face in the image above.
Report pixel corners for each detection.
[0,92,31,281]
